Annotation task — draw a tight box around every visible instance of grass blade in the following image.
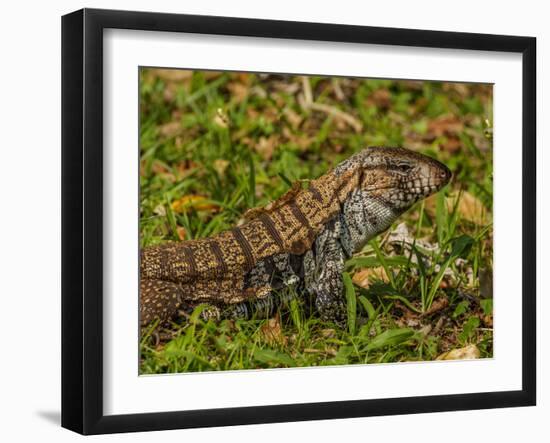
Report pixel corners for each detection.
[366,328,415,351]
[343,272,357,334]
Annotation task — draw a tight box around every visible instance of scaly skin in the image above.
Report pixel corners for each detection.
[140,147,451,327]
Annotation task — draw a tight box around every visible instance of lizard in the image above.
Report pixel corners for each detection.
[140,146,451,328]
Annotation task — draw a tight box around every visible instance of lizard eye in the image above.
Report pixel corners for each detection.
[392,163,412,173]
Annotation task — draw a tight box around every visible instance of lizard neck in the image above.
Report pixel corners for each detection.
[339,188,401,256]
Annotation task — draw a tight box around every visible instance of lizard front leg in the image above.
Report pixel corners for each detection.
[312,224,348,327]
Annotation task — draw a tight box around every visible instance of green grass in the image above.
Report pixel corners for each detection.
[139,69,494,374]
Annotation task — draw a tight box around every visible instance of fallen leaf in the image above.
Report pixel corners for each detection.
[442,191,489,225]
[260,315,286,346]
[150,161,176,182]
[163,86,177,103]
[282,127,314,151]
[402,80,424,91]
[176,226,186,241]
[171,195,219,214]
[153,69,193,82]
[271,81,300,95]
[442,82,469,97]
[158,121,181,138]
[442,136,462,153]
[270,92,286,108]
[436,344,480,360]
[153,204,166,216]
[175,159,199,176]
[482,315,493,328]
[352,267,388,289]
[320,328,336,339]
[425,191,490,226]
[213,159,230,176]
[151,161,170,175]
[422,297,449,316]
[419,324,432,336]
[203,71,224,80]
[236,72,251,84]
[226,81,249,103]
[427,114,464,138]
[246,108,260,120]
[283,108,303,130]
[368,88,391,109]
[303,348,323,354]
[254,135,279,161]
[213,108,229,128]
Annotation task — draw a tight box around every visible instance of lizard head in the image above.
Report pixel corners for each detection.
[337,146,452,213]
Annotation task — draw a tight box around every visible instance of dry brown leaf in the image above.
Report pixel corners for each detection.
[174,159,199,177]
[150,161,176,182]
[368,88,391,109]
[270,92,286,108]
[442,82,469,97]
[246,108,260,120]
[482,315,493,328]
[303,348,323,354]
[436,344,480,360]
[283,108,303,130]
[176,226,187,241]
[213,159,230,176]
[171,195,219,214]
[272,81,300,95]
[153,69,193,82]
[162,85,177,103]
[213,108,229,128]
[254,135,279,161]
[260,315,286,346]
[453,191,490,225]
[352,267,388,289]
[422,297,449,316]
[158,121,182,138]
[402,80,424,91]
[324,348,338,357]
[203,71,224,80]
[153,204,166,216]
[427,115,464,138]
[262,106,280,124]
[320,328,336,339]
[227,81,249,103]
[236,72,251,84]
[442,136,462,153]
[282,127,314,151]
[425,191,490,226]
[151,161,170,175]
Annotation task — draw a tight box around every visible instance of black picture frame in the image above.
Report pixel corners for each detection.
[61,8,536,435]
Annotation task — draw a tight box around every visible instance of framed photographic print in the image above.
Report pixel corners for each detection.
[61,8,536,435]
